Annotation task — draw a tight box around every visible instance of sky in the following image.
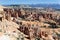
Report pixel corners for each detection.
[0,0,60,5]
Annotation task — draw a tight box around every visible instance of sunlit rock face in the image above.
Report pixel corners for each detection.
[0,35,10,40]
[0,8,3,11]
[0,19,20,40]
[0,6,4,11]
[0,34,17,40]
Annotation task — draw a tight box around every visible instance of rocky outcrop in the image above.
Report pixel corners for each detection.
[2,8,60,40]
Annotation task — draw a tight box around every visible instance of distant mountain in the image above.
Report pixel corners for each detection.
[29,4,60,9]
[3,4,60,9]
[3,4,30,8]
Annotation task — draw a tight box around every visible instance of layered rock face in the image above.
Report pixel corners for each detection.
[0,8,60,40]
